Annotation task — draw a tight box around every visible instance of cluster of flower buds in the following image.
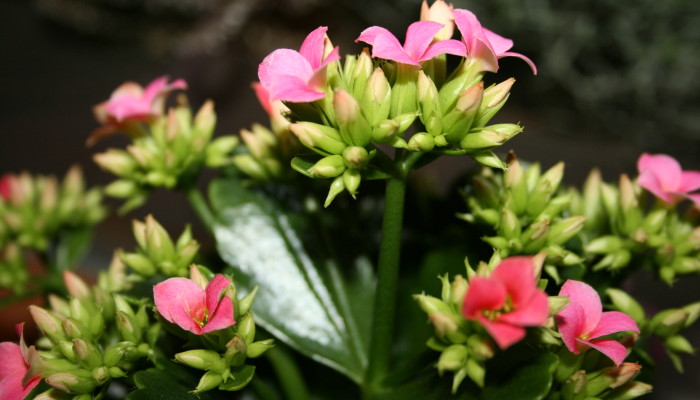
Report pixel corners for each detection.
[91,77,238,212]
[232,84,302,181]
[569,154,700,282]
[255,1,536,205]
[118,215,199,279]
[156,266,273,393]
[27,269,153,399]
[0,167,106,251]
[554,361,651,400]
[460,156,585,282]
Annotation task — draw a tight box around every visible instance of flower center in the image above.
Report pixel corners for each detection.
[192,308,210,327]
[481,296,514,321]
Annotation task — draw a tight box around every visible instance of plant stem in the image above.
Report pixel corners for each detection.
[184,186,215,233]
[265,346,310,400]
[365,172,407,394]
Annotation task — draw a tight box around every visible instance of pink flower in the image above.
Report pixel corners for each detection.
[0,174,12,202]
[89,76,187,145]
[0,324,41,400]
[258,26,340,103]
[636,153,700,208]
[154,274,235,335]
[462,256,549,349]
[356,21,466,66]
[453,9,537,75]
[556,280,639,366]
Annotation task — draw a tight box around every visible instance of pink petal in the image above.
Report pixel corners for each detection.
[637,153,682,193]
[357,26,417,65]
[299,26,330,70]
[462,277,506,318]
[583,338,630,366]
[492,257,536,307]
[141,76,169,104]
[687,193,700,209]
[0,343,25,380]
[403,21,444,61]
[320,46,341,69]
[420,39,467,61]
[556,303,586,355]
[202,297,235,333]
[499,290,549,327]
[559,280,602,335]
[252,82,273,115]
[500,51,538,75]
[478,316,526,349]
[154,277,205,334]
[205,275,232,316]
[588,311,639,340]
[0,370,39,400]
[678,170,700,193]
[259,49,320,102]
[470,37,500,73]
[483,28,513,55]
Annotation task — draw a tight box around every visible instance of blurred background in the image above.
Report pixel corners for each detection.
[1,0,699,398]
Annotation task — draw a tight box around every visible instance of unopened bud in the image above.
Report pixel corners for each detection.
[363,68,391,125]
[421,0,455,42]
[46,369,96,394]
[414,293,451,315]
[194,100,216,141]
[324,176,345,207]
[605,381,653,400]
[437,344,468,373]
[342,146,369,170]
[205,136,239,168]
[224,336,248,367]
[290,122,347,155]
[665,334,694,354]
[237,313,256,345]
[606,288,645,324]
[238,286,259,317]
[309,155,346,178]
[195,371,224,393]
[408,132,435,152]
[63,271,91,301]
[343,169,361,198]
[548,216,585,246]
[29,306,66,342]
[247,339,275,358]
[474,78,514,127]
[649,309,689,338]
[93,150,137,176]
[175,349,226,372]
[450,275,468,307]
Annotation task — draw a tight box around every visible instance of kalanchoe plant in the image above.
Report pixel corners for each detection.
[2,2,700,400]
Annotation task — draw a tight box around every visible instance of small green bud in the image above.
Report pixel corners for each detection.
[499,208,522,240]
[104,179,139,199]
[649,309,689,338]
[472,151,507,170]
[408,132,435,152]
[474,78,514,127]
[548,296,570,315]
[665,335,694,354]
[342,169,361,198]
[682,302,700,328]
[605,381,653,400]
[586,235,625,254]
[606,288,646,324]
[29,306,66,343]
[414,293,451,315]
[290,122,347,155]
[247,339,275,358]
[465,358,485,388]
[195,371,224,393]
[73,339,102,369]
[342,146,369,170]
[92,366,110,386]
[437,344,468,373]
[175,349,226,372]
[548,216,585,246]
[205,136,239,168]
[224,336,248,367]
[428,312,465,343]
[450,275,468,307]
[194,100,217,141]
[238,286,259,317]
[324,176,345,207]
[309,155,346,178]
[237,313,256,345]
[103,342,135,367]
[46,369,96,394]
[351,49,373,98]
[93,149,137,177]
[362,67,392,125]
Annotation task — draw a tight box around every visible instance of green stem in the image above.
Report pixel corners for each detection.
[184,186,215,233]
[365,172,407,394]
[265,347,310,400]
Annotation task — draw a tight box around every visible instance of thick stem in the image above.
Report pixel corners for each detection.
[365,173,407,393]
[184,186,215,233]
[265,347,310,400]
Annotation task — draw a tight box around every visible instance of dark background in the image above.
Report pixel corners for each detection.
[1,0,698,398]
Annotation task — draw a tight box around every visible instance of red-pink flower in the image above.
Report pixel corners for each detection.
[356,21,465,66]
[0,174,12,202]
[258,26,340,103]
[0,324,41,400]
[154,274,235,335]
[453,9,537,75]
[462,256,549,349]
[556,280,639,366]
[636,153,700,208]
[89,76,187,145]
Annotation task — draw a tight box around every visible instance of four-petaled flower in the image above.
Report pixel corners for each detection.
[0,324,41,400]
[356,20,466,66]
[636,153,700,208]
[453,9,537,75]
[258,26,340,103]
[89,76,187,145]
[154,274,235,335]
[556,280,639,366]
[462,256,549,349]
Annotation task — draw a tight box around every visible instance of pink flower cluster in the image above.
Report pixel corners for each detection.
[637,153,700,208]
[257,3,535,104]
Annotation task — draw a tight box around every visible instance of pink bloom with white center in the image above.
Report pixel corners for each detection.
[462,256,549,349]
[258,26,340,103]
[89,76,187,145]
[356,20,466,66]
[0,324,41,400]
[556,280,639,366]
[636,153,700,208]
[453,9,537,75]
[154,274,235,335]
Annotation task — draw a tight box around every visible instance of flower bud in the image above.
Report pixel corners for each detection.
[46,369,96,394]
[499,208,522,240]
[585,235,625,254]
[665,334,694,354]
[195,371,224,393]
[224,336,248,367]
[414,293,451,315]
[324,176,345,207]
[408,132,435,152]
[362,68,392,125]
[92,366,110,386]
[238,286,259,317]
[30,306,66,343]
[548,216,585,246]
[103,342,136,367]
[73,339,102,369]
[450,275,468,307]
[247,339,275,358]
[93,150,137,177]
[290,122,347,155]
[472,151,507,170]
[342,146,369,170]
[205,136,239,168]
[548,296,570,315]
[562,370,587,399]
[351,49,373,99]
[474,78,514,127]
[63,271,91,301]
[342,169,362,198]
[437,344,468,373]
[421,0,454,41]
[104,179,139,199]
[605,381,653,400]
[237,313,256,345]
[175,350,226,372]
[682,302,700,328]
[309,155,346,178]
[606,288,646,324]
[649,309,689,338]
[371,119,400,143]
[194,100,216,141]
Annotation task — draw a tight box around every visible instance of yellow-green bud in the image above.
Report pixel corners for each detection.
[665,334,694,354]
[342,146,369,170]
[606,381,653,400]
[309,155,346,178]
[224,336,248,367]
[408,132,435,152]
[474,78,514,127]
[175,349,226,372]
[46,369,96,394]
[237,313,256,345]
[205,136,239,168]
[324,176,345,207]
[195,371,224,393]
[342,169,361,198]
[650,309,689,338]
[363,68,392,125]
[247,339,275,358]
[290,122,346,155]
[437,344,468,373]
[548,216,586,246]
[606,288,645,324]
[238,286,259,317]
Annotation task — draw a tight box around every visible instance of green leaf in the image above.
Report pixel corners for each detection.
[210,176,367,383]
[379,366,479,400]
[128,367,202,400]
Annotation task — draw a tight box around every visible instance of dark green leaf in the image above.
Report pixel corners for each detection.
[481,347,558,400]
[128,367,201,400]
[210,176,366,383]
[219,365,256,391]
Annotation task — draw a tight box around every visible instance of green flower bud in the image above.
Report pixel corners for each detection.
[474,78,514,127]
[351,49,373,99]
[104,180,139,199]
[324,176,345,207]
[194,100,217,142]
[548,216,585,246]
[465,358,485,388]
[46,369,96,394]
[342,146,369,170]
[665,334,694,354]
[238,286,259,317]
[414,293,451,315]
[606,288,646,324]
[586,235,625,254]
[428,312,466,343]
[408,132,435,152]
[673,257,700,274]
[548,296,570,315]
[92,366,110,386]
[93,149,137,177]
[605,381,653,400]
[195,371,224,393]
[472,151,507,170]
[682,302,700,328]
[30,306,66,343]
[224,336,248,367]
[450,275,468,307]
[175,349,226,372]
[247,339,275,358]
[334,89,371,147]
[371,119,400,143]
[57,341,77,362]
[290,122,347,155]
[562,370,587,400]
[437,344,468,373]
[144,215,176,262]
[73,339,102,369]
[520,219,550,253]
[309,155,346,178]
[237,313,256,345]
[205,136,239,168]
[650,309,689,338]
[103,342,136,367]
[362,68,392,125]
[342,169,361,198]
[390,64,419,117]
[499,208,522,240]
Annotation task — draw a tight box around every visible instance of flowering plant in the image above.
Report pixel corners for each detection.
[1,1,699,399]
